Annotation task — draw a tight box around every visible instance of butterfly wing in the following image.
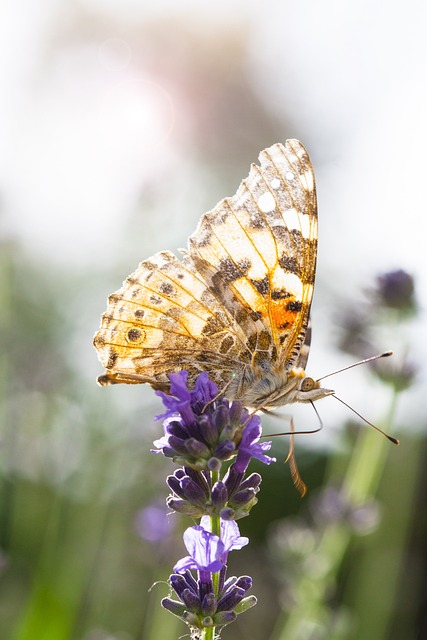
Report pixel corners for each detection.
[94,140,317,389]
[94,249,259,388]
[188,139,317,371]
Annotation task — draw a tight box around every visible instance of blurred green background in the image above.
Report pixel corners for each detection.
[0,2,426,639]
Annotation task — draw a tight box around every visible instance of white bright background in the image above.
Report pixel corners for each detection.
[1,0,425,442]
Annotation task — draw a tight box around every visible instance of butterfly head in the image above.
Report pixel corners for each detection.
[286,368,334,405]
[293,373,335,403]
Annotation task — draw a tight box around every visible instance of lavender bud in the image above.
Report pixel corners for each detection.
[222,575,238,590]
[217,586,246,612]
[184,467,210,494]
[160,446,177,459]
[207,457,222,471]
[166,475,186,499]
[213,404,230,432]
[223,465,244,497]
[212,482,228,510]
[197,414,218,445]
[229,401,244,423]
[185,438,211,458]
[212,610,237,626]
[201,592,217,616]
[234,595,257,613]
[213,440,235,459]
[166,497,203,516]
[220,507,236,520]
[181,588,200,612]
[234,575,252,591]
[170,574,188,598]
[168,435,189,455]
[182,611,200,626]
[181,477,208,506]
[167,421,190,439]
[183,569,199,592]
[230,488,256,508]
[161,598,186,617]
[239,473,262,491]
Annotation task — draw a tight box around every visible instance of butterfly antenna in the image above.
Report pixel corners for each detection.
[332,394,400,445]
[317,351,393,382]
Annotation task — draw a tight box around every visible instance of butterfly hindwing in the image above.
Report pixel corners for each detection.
[94,250,254,388]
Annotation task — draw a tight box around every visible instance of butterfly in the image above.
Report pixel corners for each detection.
[93,139,334,412]
[93,140,342,496]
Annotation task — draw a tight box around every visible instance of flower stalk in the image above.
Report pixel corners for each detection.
[153,371,274,637]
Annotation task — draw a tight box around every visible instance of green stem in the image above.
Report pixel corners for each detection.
[207,469,221,640]
[203,626,215,640]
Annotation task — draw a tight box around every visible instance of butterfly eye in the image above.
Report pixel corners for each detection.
[300,377,316,392]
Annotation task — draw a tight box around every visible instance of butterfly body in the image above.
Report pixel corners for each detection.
[94,139,333,410]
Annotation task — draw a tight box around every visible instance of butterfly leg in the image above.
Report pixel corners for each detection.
[285,418,307,497]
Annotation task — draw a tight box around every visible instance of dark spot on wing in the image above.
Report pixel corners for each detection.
[127,328,144,342]
[248,212,266,229]
[287,300,302,312]
[279,254,300,274]
[237,258,251,273]
[251,277,270,295]
[218,257,242,284]
[271,289,291,300]
[159,282,175,296]
[107,348,119,368]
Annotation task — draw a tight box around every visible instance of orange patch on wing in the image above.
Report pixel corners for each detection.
[270,300,299,330]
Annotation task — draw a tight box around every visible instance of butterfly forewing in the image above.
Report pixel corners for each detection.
[188,139,317,370]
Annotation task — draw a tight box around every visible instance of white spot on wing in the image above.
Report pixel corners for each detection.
[270,178,281,189]
[258,192,276,213]
[280,272,305,298]
[284,208,312,237]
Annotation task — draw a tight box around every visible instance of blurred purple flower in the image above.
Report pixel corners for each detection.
[134,503,174,543]
[376,269,416,312]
